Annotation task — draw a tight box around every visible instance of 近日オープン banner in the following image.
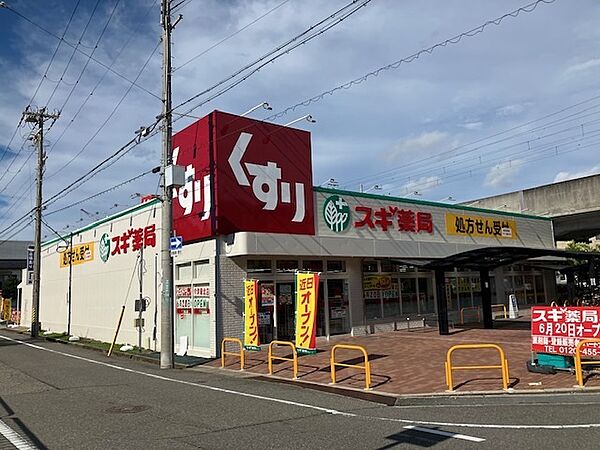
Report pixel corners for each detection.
[244,280,260,351]
[295,272,320,354]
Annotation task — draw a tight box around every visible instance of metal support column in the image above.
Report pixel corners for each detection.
[434,268,449,335]
[480,269,493,329]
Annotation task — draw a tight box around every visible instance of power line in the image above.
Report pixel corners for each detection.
[0,0,81,168]
[2,3,160,100]
[173,0,291,72]
[49,0,122,122]
[45,167,159,217]
[44,0,102,108]
[267,0,558,122]
[47,40,161,178]
[341,95,600,188]
[172,0,373,115]
[46,0,159,157]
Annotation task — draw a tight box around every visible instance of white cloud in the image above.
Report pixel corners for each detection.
[564,58,600,75]
[554,165,600,183]
[496,104,526,117]
[401,175,442,195]
[385,131,448,162]
[484,160,524,188]
[459,121,483,130]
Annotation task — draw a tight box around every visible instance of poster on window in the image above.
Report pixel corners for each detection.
[260,283,275,307]
[244,280,260,351]
[531,306,600,356]
[295,272,320,354]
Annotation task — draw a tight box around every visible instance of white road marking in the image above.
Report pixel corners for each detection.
[0,418,37,450]
[403,425,485,443]
[4,333,600,431]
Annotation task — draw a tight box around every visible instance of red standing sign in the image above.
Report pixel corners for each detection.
[531,306,600,356]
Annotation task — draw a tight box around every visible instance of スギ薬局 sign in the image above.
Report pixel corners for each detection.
[172,111,315,242]
[531,306,600,356]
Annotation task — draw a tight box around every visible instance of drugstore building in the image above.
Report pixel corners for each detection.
[21,111,558,358]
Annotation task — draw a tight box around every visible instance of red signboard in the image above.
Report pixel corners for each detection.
[531,306,600,356]
[172,116,213,240]
[172,111,315,243]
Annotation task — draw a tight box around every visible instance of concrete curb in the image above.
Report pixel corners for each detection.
[211,363,600,405]
[1,327,193,369]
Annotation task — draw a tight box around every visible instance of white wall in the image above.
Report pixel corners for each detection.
[38,200,162,349]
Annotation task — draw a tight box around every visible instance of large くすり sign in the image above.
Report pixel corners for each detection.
[172,111,314,242]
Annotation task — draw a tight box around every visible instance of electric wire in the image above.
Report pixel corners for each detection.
[46,0,159,156]
[172,0,373,114]
[44,0,102,108]
[46,168,159,217]
[173,0,291,71]
[3,4,161,100]
[267,0,558,122]
[49,0,123,128]
[0,0,81,172]
[47,40,161,178]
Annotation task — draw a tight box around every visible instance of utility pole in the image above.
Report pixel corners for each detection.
[67,232,73,336]
[23,107,59,338]
[160,0,176,368]
[138,245,144,350]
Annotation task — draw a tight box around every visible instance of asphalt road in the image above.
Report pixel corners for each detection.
[1,330,600,449]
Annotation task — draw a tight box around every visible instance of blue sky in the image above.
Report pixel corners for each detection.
[1,0,600,240]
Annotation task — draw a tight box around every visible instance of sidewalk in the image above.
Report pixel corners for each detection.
[214,321,600,395]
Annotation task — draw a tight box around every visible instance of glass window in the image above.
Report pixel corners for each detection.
[418,277,435,314]
[276,260,298,272]
[382,281,400,318]
[535,275,545,303]
[302,260,323,272]
[193,259,210,279]
[471,276,482,308]
[380,260,394,273]
[176,263,191,281]
[401,278,418,315]
[247,259,272,273]
[362,260,378,273]
[326,260,346,273]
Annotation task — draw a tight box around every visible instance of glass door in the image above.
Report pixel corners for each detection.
[276,282,295,341]
[328,279,350,335]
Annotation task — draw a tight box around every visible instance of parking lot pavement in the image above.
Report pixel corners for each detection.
[215,321,600,395]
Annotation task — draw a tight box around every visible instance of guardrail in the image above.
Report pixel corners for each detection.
[221,337,244,371]
[574,338,600,387]
[445,343,510,391]
[460,306,481,325]
[268,340,298,379]
[330,344,371,390]
[491,303,507,319]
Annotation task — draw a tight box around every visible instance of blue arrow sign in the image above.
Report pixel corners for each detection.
[170,236,183,251]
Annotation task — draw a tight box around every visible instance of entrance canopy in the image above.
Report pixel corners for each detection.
[388,246,600,336]
[387,246,600,271]
[423,246,600,270]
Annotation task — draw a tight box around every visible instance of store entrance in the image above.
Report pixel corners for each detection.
[276,282,295,341]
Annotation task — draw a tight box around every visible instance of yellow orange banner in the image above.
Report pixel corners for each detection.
[445,213,517,239]
[295,272,320,354]
[60,242,95,268]
[244,280,260,350]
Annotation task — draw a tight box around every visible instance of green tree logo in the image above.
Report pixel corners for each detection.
[99,233,111,263]
[323,195,351,232]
